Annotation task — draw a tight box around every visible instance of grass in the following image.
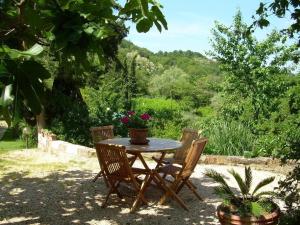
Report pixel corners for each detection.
[0,128,26,154]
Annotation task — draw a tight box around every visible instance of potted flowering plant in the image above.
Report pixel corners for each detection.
[121,111,151,144]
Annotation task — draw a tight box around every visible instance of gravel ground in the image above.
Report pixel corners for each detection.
[0,149,286,225]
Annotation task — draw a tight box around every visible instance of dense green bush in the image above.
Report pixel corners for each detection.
[47,89,92,146]
[133,97,187,138]
[202,119,255,156]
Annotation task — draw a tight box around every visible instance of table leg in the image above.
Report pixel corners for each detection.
[136,153,151,171]
[155,152,167,169]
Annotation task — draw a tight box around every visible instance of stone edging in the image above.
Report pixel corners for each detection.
[38,129,95,157]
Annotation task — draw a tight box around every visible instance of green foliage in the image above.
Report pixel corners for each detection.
[202,120,255,156]
[277,165,300,225]
[47,88,92,146]
[253,0,300,48]
[210,11,296,122]
[205,166,277,217]
[133,97,186,138]
[0,123,38,153]
[0,0,167,126]
[149,67,191,99]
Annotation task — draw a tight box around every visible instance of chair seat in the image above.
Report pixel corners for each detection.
[157,164,181,176]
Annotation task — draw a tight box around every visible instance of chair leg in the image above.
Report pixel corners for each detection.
[114,181,123,199]
[154,174,188,211]
[130,174,150,213]
[102,181,122,208]
[101,187,114,208]
[175,181,185,194]
[93,170,109,188]
[92,171,102,182]
[188,180,197,189]
[159,179,180,205]
[186,180,203,201]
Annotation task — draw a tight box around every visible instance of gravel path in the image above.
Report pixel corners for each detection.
[0,149,286,225]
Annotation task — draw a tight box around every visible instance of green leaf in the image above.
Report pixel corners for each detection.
[228,168,249,195]
[17,75,42,114]
[245,166,252,191]
[21,60,51,79]
[254,191,277,198]
[84,26,94,34]
[250,201,267,217]
[0,44,44,59]
[136,17,153,33]
[252,177,275,195]
[256,3,265,15]
[0,64,9,77]
[151,5,168,30]
[154,20,162,32]
[257,18,270,28]
[205,169,237,200]
[139,0,149,17]
[21,44,44,56]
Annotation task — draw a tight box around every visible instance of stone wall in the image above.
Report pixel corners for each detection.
[38,129,95,157]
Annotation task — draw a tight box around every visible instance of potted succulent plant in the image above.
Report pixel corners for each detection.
[121,111,151,144]
[205,166,280,225]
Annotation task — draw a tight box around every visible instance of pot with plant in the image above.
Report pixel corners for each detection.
[120,111,151,144]
[205,166,280,225]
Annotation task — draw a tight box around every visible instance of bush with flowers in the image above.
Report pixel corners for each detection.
[120,111,151,129]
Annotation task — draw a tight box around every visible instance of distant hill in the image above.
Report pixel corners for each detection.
[120,40,221,79]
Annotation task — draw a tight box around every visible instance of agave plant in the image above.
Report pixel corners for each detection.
[205,166,277,217]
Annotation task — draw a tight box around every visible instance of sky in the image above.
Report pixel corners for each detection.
[126,0,291,55]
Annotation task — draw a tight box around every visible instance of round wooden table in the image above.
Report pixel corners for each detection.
[98,137,182,172]
[98,137,182,153]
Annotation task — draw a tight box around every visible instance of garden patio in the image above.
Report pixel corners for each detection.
[0,148,285,225]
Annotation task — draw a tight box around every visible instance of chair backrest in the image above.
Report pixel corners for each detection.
[95,143,133,180]
[90,125,114,144]
[181,138,208,179]
[173,128,199,163]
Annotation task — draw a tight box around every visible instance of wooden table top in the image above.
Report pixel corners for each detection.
[98,137,182,153]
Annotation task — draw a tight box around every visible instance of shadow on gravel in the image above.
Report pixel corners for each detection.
[0,170,236,225]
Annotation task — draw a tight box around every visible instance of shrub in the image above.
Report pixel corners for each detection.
[47,89,92,146]
[202,120,255,156]
[133,97,186,138]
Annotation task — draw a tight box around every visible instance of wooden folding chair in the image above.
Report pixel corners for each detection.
[91,125,137,183]
[90,125,115,143]
[152,128,199,167]
[95,143,150,212]
[152,138,208,210]
[90,125,115,183]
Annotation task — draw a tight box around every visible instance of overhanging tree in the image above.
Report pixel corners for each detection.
[0,0,168,127]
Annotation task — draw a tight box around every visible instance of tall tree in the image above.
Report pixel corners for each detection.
[210,11,297,122]
[0,0,168,126]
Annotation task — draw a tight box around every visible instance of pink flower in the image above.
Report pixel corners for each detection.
[140,113,151,120]
[127,111,136,116]
[121,116,129,124]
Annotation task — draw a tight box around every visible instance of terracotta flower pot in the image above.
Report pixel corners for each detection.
[129,128,149,145]
[216,204,280,225]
